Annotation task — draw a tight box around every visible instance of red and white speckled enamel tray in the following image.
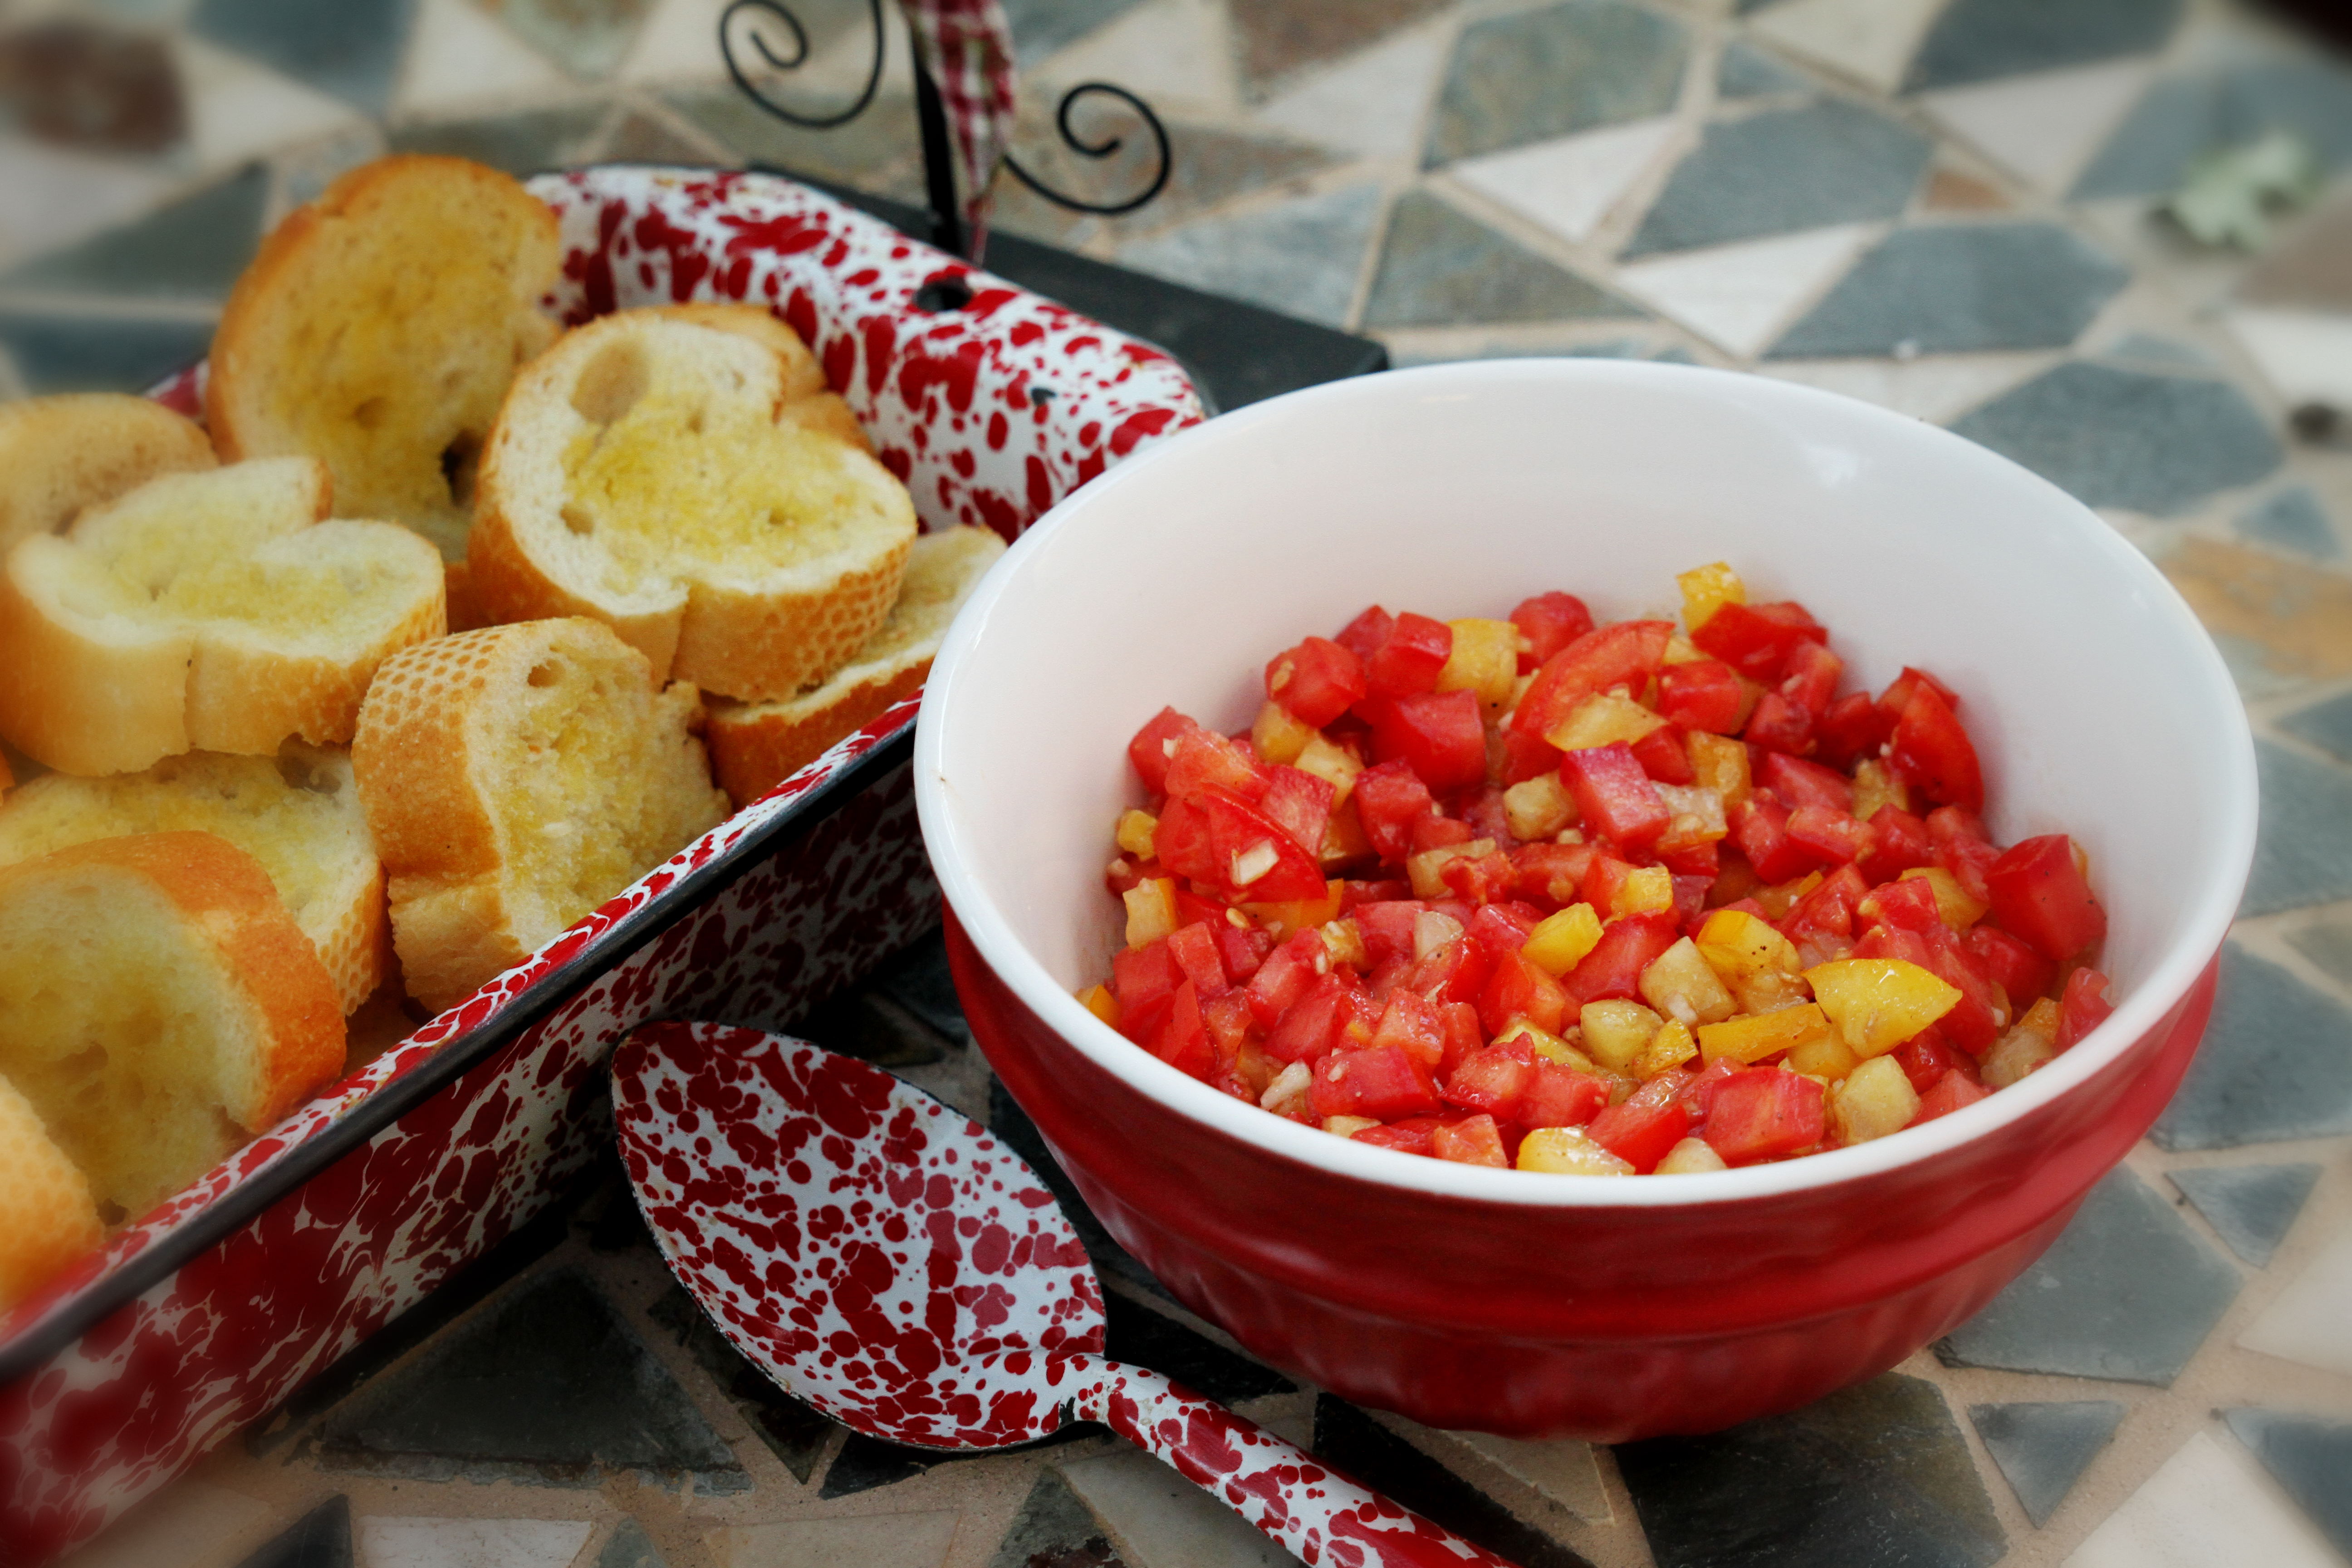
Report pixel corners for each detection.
[0,165,1202,1562]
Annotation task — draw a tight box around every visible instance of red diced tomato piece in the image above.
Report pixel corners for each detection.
[1363,612,1453,700]
[1245,929,1325,1027]
[1372,987,1446,1067]
[1258,765,1336,856]
[1587,1097,1691,1173]
[1858,874,1943,934]
[1265,635,1366,726]
[1410,815,1477,856]
[1166,921,1228,997]
[1814,690,1892,771]
[1111,938,1182,1044]
[1408,936,1493,1008]
[1163,726,1268,803]
[1196,787,1325,902]
[1215,921,1271,983]
[1558,742,1671,849]
[1777,640,1843,720]
[1676,1057,1741,1124]
[1877,666,1960,725]
[1265,972,1360,1063]
[1520,1060,1611,1130]
[1436,1002,1484,1076]
[1439,851,1516,906]
[1354,1117,1438,1156]
[1467,902,1542,965]
[1656,658,1746,735]
[1703,1069,1826,1164]
[1431,1113,1509,1167]
[1353,899,1426,965]
[1312,1044,1442,1121]
[1152,979,1216,1079]
[1887,682,1984,814]
[1510,621,1675,739]
[1743,691,1813,755]
[1934,826,1999,906]
[1782,862,1867,946]
[1441,1039,1535,1118]
[1632,723,1697,784]
[1908,1068,1990,1126]
[1858,805,1931,884]
[1562,910,1681,1003]
[2057,967,2116,1049]
[1690,600,1825,681]
[1334,605,1393,662]
[1499,728,1563,786]
[1352,760,1433,863]
[1986,834,2107,962]
[1513,841,1596,907]
[1785,804,1866,867]
[1509,591,1595,670]
[1459,786,1516,849]
[1893,1029,1962,1095]
[1760,752,1853,814]
[1726,792,1817,883]
[1203,990,1253,1063]
[1127,707,1201,796]
[1670,871,1715,925]
[1967,924,2057,1009]
[1364,687,1486,794]
[1478,951,1570,1036]
[1173,886,1228,930]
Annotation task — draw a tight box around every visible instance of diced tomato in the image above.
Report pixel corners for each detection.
[1726,793,1817,883]
[1245,929,1325,1027]
[1164,727,1267,803]
[1967,924,2057,1008]
[2056,967,2115,1049]
[1578,853,1641,915]
[1631,723,1697,784]
[1513,841,1597,907]
[1265,636,1366,726]
[1363,688,1486,794]
[1777,640,1842,720]
[1656,659,1746,735]
[1558,742,1671,849]
[1562,909,1680,1003]
[1111,938,1182,1045]
[1352,900,1426,965]
[1676,1057,1741,1124]
[1431,1113,1509,1167]
[1907,1068,1990,1126]
[1521,1060,1610,1129]
[1893,1029,1962,1095]
[1877,666,1960,726]
[1312,1044,1442,1120]
[1354,1117,1438,1156]
[1782,862,1867,946]
[1353,760,1434,863]
[1334,605,1393,662]
[1257,765,1335,856]
[1858,874,1942,934]
[1587,1097,1691,1173]
[1670,871,1715,925]
[1264,972,1362,1063]
[1456,786,1514,849]
[1659,839,1720,878]
[1166,921,1228,997]
[1499,728,1563,786]
[1410,815,1477,856]
[1858,805,1931,884]
[1986,834,2107,962]
[1509,591,1595,670]
[1759,752,1853,814]
[1151,979,1216,1079]
[1441,1038,1535,1118]
[1478,951,1570,1036]
[1467,901,1542,964]
[1192,787,1326,902]
[1690,600,1825,681]
[1127,706,1200,795]
[1202,990,1253,1063]
[1704,1069,1825,1164]
[1371,987,1446,1067]
[1408,936,1493,1009]
[1341,878,1412,911]
[1173,886,1227,930]
[1362,612,1454,701]
[1786,804,1866,867]
[1887,682,1984,814]
[1438,850,1516,905]
[1814,691,1892,771]
[1511,621,1675,739]
[1743,691,1813,755]
[1215,922,1271,983]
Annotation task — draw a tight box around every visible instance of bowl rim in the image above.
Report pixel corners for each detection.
[916,357,2259,1210]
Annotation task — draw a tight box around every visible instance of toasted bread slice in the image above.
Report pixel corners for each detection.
[0,457,446,775]
[206,154,561,560]
[0,745,386,1014]
[707,524,1005,806]
[0,1073,103,1310]
[648,302,872,454]
[468,309,916,702]
[353,618,729,1014]
[0,394,216,555]
[0,832,346,1222]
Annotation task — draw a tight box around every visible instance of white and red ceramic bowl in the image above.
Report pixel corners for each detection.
[914,358,2258,1442]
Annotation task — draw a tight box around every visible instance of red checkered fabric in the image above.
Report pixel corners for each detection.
[898,0,1018,257]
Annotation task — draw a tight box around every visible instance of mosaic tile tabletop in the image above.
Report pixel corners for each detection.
[5,0,2351,1563]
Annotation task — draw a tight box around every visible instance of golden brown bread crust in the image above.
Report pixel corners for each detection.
[206,154,560,560]
[646,303,870,454]
[0,395,216,555]
[0,1075,102,1310]
[709,654,933,808]
[0,544,191,775]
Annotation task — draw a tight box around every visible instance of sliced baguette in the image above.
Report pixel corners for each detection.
[206,154,561,561]
[468,309,916,702]
[0,832,346,1222]
[353,618,730,1014]
[0,745,387,1014]
[0,457,446,775]
[0,394,216,555]
[707,524,1005,806]
[0,1073,103,1310]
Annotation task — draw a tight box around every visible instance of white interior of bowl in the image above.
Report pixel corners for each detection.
[916,359,2257,1206]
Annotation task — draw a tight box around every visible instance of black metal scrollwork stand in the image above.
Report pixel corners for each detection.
[720,0,1170,260]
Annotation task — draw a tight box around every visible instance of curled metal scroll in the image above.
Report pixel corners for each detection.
[719,0,887,131]
[1003,82,1172,217]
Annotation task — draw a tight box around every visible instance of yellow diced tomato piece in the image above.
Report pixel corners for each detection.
[1522,902,1604,976]
[1828,1056,1921,1145]
[1695,908,1800,979]
[1242,878,1343,942]
[1408,838,1495,900]
[1251,699,1314,764]
[1983,997,2060,1088]
[1786,1031,1860,1080]
[1078,982,1120,1028]
[1494,1018,1597,1073]
[1504,770,1578,841]
[1517,1126,1634,1175]
[1661,635,1707,665]
[1899,865,1989,929]
[1319,797,1371,867]
[1851,757,1909,821]
[1437,617,1520,714]
[1632,1018,1699,1078]
[1320,917,1368,969]
[1323,1115,1381,1137]
[1655,1136,1729,1174]
[1697,1002,1831,1064]
[1292,733,1362,805]
[1638,936,1739,1025]
[1115,808,1159,858]
[1613,865,1675,918]
[1686,730,1752,808]
[1803,957,1962,1058]
[1730,968,1811,1016]
[1544,690,1666,752]
[1123,877,1177,947]
[1580,999,1664,1070]
[1677,561,1746,632]
[1756,870,1821,919]
[1653,783,1728,853]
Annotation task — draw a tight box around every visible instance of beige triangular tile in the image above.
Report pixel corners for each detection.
[1920,60,2153,195]
[2237,1220,2352,1375]
[2064,1431,2340,1568]
[2227,307,2352,410]
[0,141,173,265]
[354,1516,595,1568]
[1747,0,1941,95]
[1057,1451,1296,1568]
[1441,1429,1614,1523]
[395,0,571,116]
[1615,223,1878,357]
[173,35,368,174]
[1032,0,1238,117]
[1250,20,1450,159]
[1450,116,1681,245]
[618,0,730,83]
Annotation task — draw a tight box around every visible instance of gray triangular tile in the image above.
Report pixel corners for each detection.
[1904,0,2185,94]
[2242,743,2352,918]
[1362,190,1642,328]
[5,163,269,299]
[1624,99,1931,257]
[2153,944,2352,1151]
[1230,0,1452,95]
[2283,691,2352,767]
[189,0,418,116]
[0,309,213,395]
[989,1468,1127,1568]
[1968,1401,2123,1527]
[2236,485,2340,561]
[485,0,652,83]
[2172,1164,2323,1266]
[1426,0,1688,166]
[1719,39,1807,99]
[1768,221,2127,358]
[236,1496,353,1568]
[1118,183,1384,328]
[596,1518,669,1568]
[2225,1409,2352,1562]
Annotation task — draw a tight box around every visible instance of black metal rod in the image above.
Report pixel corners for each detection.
[719,0,887,132]
[911,59,967,259]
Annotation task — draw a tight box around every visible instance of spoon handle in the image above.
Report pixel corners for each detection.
[1072,1358,1522,1568]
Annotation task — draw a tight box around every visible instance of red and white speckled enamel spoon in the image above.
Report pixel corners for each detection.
[612,1020,1519,1568]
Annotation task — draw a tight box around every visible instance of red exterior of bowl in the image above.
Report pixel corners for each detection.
[948,907,2218,1441]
